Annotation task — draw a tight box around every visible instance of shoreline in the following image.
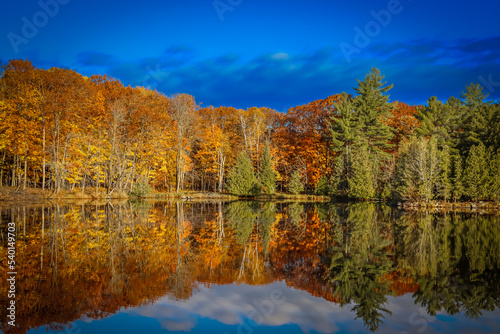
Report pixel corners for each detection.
[0,186,329,205]
[397,200,500,214]
[1,187,499,213]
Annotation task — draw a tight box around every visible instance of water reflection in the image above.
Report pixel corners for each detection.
[0,201,499,333]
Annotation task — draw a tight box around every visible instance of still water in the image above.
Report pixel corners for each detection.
[1,201,499,333]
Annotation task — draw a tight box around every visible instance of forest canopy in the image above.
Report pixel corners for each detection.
[1,59,499,201]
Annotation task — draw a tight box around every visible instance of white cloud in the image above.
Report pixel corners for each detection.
[271,52,290,60]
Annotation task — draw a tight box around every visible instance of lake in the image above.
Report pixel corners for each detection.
[1,201,499,333]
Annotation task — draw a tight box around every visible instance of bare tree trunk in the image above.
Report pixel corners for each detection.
[176,138,182,192]
[0,150,5,187]
[58,136,71,193]
[170,94,196,192]
[96,134,101,197]
[11,154,17,187]
[239,113,250,158]
[218,149,225,193]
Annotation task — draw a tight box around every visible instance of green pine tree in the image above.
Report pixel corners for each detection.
[330,92,360,155]
[329,93,358,197]
[463,143,489,201]
[459,84,490,154]
[353,68,395,159]
[226,151,259,196]
[416,96,462,150]
[315,175,330,196]
[259,141,276,194]
[460,83,489,111]
[288,170,304,194]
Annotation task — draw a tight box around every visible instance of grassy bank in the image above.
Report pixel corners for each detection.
[0,186,129,205]
[0,186,241,203]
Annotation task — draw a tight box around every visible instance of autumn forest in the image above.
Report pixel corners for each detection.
[1,59,499,202]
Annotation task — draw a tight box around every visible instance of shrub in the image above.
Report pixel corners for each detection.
[130,180,153,197]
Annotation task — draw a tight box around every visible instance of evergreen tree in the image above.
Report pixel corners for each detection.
[349,144,375,199]
[353,68,394,159]
[460,83,489,111]
[330,92,360,155]
[416,96,462,150]
[459,84,490,154]
[226,151,259,196]
[259,141,276,194]
[463,143,489,201]
[352,68,395,198]
[329,93,358,197]
[315,175,330,196]
[288,170,304,194]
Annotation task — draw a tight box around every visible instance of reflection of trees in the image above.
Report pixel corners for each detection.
[225,201,276,281]
[397,212,500,318]
[414,267,500,318]
[267,203,338,303]
[166,202,194,300]
[1,202,499,334]
[259,202,276,254]
[328,203,394,332]
[398,213,445,276]
[287,202,304,225]
[0,202,181,333]
[226,201,260,245]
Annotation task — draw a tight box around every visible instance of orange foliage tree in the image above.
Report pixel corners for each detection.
[273,94,341,191]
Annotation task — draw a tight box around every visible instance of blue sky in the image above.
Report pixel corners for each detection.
[1,0,499,111]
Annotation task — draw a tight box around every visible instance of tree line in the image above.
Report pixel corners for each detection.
[1,59,499,201]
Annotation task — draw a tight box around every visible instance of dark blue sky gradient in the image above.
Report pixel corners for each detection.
[1,0,499,110]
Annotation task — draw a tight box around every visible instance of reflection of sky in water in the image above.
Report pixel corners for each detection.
[29,281,500,334]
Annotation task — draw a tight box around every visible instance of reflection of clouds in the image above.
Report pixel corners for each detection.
[161,319,196,332]
[123,281,500,334]
[380,295,500,334]
[127,281,350,333]
[127,303,197,332]
[182,282,347,333]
